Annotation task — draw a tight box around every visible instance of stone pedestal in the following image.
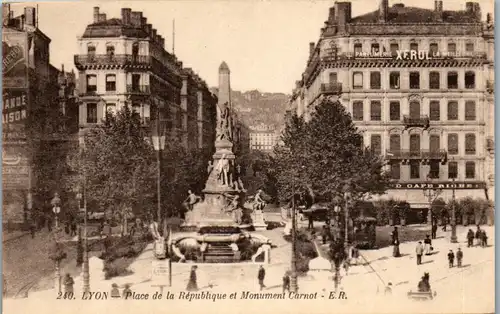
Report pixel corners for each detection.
[252,209,267,231]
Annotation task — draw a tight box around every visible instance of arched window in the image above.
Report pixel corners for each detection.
[409,134,420,152]
[429,134,440,152]
[389,134,401,152]
[409,101,420,118]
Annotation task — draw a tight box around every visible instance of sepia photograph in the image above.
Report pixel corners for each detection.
[1,0,495,313]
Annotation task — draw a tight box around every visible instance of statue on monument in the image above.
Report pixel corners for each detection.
[216,102,232,142]
[215,154,231,186]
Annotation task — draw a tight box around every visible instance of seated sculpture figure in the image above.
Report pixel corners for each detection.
[417,272,431,293]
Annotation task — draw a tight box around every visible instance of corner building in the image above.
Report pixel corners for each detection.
[74,7,217,150]
[291,0,494,210]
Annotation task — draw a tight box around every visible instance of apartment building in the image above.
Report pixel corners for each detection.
[74,7,217,150]
[290,0,494,207]
[249,123,280,152]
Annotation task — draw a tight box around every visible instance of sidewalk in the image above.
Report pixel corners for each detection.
[2,230,29,243]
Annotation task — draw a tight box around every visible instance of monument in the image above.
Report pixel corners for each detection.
[172,62,270,263]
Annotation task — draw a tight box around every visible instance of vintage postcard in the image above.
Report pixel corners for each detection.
[2,0,495,313]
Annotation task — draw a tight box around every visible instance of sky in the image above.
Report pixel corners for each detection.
[10,0,495,94]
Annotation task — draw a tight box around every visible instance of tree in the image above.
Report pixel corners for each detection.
[274,98,391,213]
[81,106,156,234]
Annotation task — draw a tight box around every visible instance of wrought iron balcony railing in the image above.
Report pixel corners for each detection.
[421,149,447,160]
[320,83,342,95]
[74,54,152,67]
[403,115,430,128]
[126,85,151,94]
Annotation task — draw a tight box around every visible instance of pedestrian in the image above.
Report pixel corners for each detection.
[475,226,482,247]
[64,222,70,235]
[442,217,447,231]
[423,235,432,255]
[392,227,401,257]
[415,241,424,265]
[122,284,132,299]
[257,265,266,291]
[308,214,314,230]
[29,219,36,239]
[321,225,328,245]
[186,266,198,291]
[481,229,488,247]
[456,248,463,267]
[63,274,74,294]
[431,223,437,239]
[466,229,475,247]
[447,249,455,268]
[47,216,53,232]
[70,219,77,237]
[282,272,291,293]
[343,258,350,275]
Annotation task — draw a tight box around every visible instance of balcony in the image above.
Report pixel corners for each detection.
[401,150,423,160]
[319,83,342,95]
[421,149,447,163]
[74,54,152,69]
[385,149,403,160]
[403,115,430,129]
[126,85,151,94]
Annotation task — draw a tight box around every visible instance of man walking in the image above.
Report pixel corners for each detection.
[431,223,437,240]
[257,266,266,291]
[282,271,291,293]
[447,250,455,268]
[415,241,424,265]
[466,229,475,247]
[456,248,463,267]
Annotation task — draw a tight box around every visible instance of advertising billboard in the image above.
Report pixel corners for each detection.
[2,90,28,142]
[2,144,30,190]
[2,30,28,89]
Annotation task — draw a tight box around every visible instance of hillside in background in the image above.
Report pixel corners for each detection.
[211,88,290,129]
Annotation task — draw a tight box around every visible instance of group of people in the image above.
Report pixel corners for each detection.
[466,226,488,248]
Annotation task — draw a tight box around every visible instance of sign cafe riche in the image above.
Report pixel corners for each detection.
[391,182,486,190]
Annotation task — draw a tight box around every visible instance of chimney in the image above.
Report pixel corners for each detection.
[93,7,99,23]
[309,42,315,56]
[98,13,106,22]
[328,6,336,23]
[473,3,481,21]
[159,37,165,48]
[434,1,443,21]
[24,7,36,26]
[152,29,157,40]
[146,23,152,34]
[335,2,352,32]
[121,8,131,25]
[141,17,147,28]
[130,11,142,27]
[378,0,388,22]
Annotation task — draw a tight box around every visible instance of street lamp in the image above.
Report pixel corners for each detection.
[151,115,166,223]
[78,142,90,295]
[51,193,61,229]
[290,181,298,293]
[423,174,442,224]
[342,184,352,248]
[450,177,458,243]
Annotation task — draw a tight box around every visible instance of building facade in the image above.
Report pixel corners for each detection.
[74,7,217,150]
[2,4,79,225]
[290,0,494,209]
[249,123,280,152]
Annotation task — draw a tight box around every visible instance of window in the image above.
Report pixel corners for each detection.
[448,161,458,179]
[429,101,440,121]
[370,72,381,89]
[105,74,116,91]
[448,42,456,53]
[409,134,420,152]
[447,72,458,89]
[390,43,399,56]
[409,101,420,118]
[447,101,458,120]
[389,102,400,120]
[87,45,96,61]
[391,162,401,179]
[371,43,380,54]
[132,103,141,117]
[105,103,116,119]
[370,101,381,121]
[329,72,337,83]
[132,43,139,61]
[389,134,401,152]
[106,45,115,60]
[410,161,420,179]
[465,133,476,154]
[429,43,438,55]
[466,43,474,52]
[86,75,97,93]
[354,43,362,55]
[132,74,141,91]
[430,135,440,152]
[352,101,363,121]
[465,71,475,89]
[370,134,382,155]
[447,133,458,155]
[465,161,475,179]
[389,72,400,89]
[465,101,476,120]
[429,161,440,179]
[409,72,420,89]
[410,42,418,52]
[429,72,440,89]
[353,72,363,89]
[87,103,97,123]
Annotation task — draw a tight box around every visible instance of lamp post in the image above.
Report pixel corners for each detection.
[51,193,61,229]
[343,185,352,249]
[423,174,442,225]
[151,115,166,223]
[290,183,298,293]
[450,177,458,243]
[332,203,341,291]
[78,144,90,295]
